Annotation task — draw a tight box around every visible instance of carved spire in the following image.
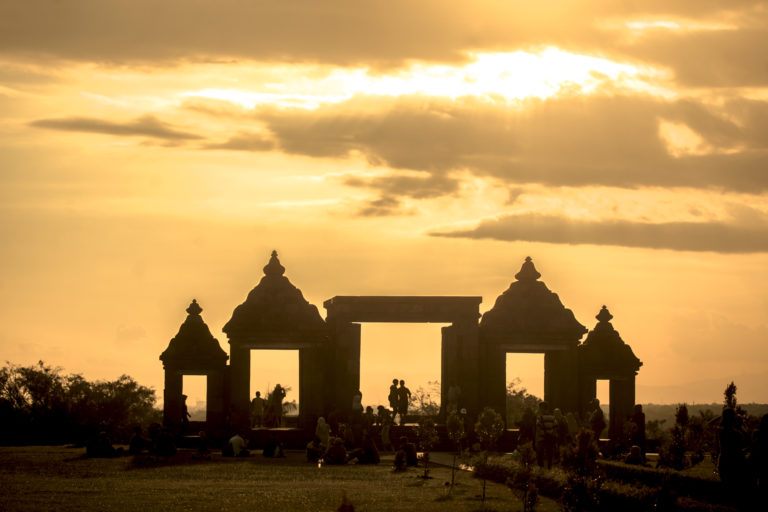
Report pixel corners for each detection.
[263,250,285,277]
[514,256,541,282]
[596,305,613,323]
[186,299,202,316]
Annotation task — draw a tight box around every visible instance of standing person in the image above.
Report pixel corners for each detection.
[181,394,191,432]
[271,384,286,427]
[250,391,265,428]
[316,417,331,448]
[630,404,646,456]
[351,390,363,422]
[589,398,607,445]
[535,401,556,469]
[397,380,411,425]
[388,379,399,417]
[553,408,570,461]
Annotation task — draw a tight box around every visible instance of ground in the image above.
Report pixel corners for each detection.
[0,446,560,512]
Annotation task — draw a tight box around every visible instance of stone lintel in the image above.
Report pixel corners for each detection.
[323,295,482,323]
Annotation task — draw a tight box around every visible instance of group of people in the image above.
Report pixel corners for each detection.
[387,379,411,425]
[307,414,418,469]
[516,398,628,469]
[250,384,287,428]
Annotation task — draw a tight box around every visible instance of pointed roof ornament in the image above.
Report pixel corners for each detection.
[263,250,285,277]
[596,305,613,323]
[186,299,203,316]
[514,256,541,282]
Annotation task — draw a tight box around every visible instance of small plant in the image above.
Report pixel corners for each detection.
[446,409,466,492]
[475,407,505,506]
[659,404,690,470]
[507,443,538,512]
[417,417,438,479]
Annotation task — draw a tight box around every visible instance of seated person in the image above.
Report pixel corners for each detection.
[399,436,418,466]
[223,432,249,457]
[624,445,644,465]
[306,436,325,463]
[262,436,285,458]
[128,426,147,455]
[393,447,408,471]
[86,431,119,458]
[194,430,211,459]
[351,432,380,465]
[324,437,348,465]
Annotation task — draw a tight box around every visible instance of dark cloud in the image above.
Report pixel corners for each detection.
[256,94,768,193]
[433,210,768,253]
[203,132,274,151]
[1,1,766,86]
[344,172,460,199]
[356,196,407,217]
[30,115,202,141]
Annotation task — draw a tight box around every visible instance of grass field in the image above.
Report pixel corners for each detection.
[0,446,560,511]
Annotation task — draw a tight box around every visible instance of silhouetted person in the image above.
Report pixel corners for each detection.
[224,432,249,457]
[553,408,570,461]
[535,401,556,469]
[250,391,265,428]
[517,405,536,444]
[388,378,399,416]
[380,415,393,452]
[351,430,380,464]
[195,430,211,459]
[181,394,191,432]
[316,416,331,448]
[447,383,461,414]
[630,404,646,455]
[324,437,348,465]
[155,427,176,456]
[393,447,408,471]
[351,389,363,422]
[86,431,120,458]
[128,426,147,455]
[363,406,375,429]
[262,434,285,458]
[269,384,286,427]
[306,436,324,463]
[399,436,418,466]
[397,380,411,425]
[337,491,355,512]
[589,398,606,444]
[376,405,389,426]
[624,445,643,465]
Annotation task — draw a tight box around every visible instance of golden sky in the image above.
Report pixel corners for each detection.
[1,1,767,406]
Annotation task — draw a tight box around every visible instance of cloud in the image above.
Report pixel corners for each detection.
[30,115,202,141]
[356,196,406,217]
[433,210,768,253]
[1,1,766,86]
[344,172,460,199]
[256,94,768,194]
[203,132,274,151]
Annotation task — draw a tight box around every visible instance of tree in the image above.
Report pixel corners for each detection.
[0,361,159,444]
[506,378,542,427]
[408,380,440,417]
[475,407,505,506]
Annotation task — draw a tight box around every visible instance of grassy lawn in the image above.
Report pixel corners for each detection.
[0,446,560,512]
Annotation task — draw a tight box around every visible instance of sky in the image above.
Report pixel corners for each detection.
[1,1,767,407]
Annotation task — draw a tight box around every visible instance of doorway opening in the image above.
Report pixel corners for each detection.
[360,323,445,415]
[182,375,207,421]
[250,349,299,416]
[505,353,544,426]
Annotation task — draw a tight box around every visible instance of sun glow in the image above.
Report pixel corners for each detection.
[181,48,667,110]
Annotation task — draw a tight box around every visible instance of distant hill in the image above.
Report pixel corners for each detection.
[630,403,768,425]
